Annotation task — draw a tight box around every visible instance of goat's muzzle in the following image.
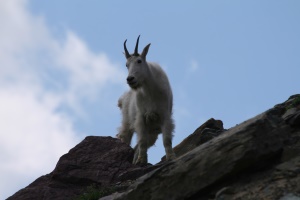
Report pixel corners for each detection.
[127,76,138,89]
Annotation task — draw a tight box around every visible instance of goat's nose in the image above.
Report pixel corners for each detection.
[127,76,135,83]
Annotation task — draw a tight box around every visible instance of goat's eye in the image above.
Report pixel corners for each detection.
[126,64,128,68]
[137,59,142,64]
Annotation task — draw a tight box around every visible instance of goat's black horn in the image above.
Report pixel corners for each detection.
[124,39,131,59]
[134,35,140,56]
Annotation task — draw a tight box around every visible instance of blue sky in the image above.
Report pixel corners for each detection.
[1,0,299,199]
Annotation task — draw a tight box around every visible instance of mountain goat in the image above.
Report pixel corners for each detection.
[117,35,176,164]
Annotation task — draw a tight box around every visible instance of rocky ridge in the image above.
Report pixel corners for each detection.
[7,94,300,200]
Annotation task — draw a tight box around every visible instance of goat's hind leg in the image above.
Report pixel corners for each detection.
[162,118,176,161]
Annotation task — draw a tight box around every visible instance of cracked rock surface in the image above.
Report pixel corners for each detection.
[8,94,300,200]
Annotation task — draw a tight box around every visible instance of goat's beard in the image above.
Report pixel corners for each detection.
[128,81,140,90]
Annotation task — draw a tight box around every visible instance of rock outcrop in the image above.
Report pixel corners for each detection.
[101,94,300,200]
[7,137,160,200]
[7,94,300,200]
[161,118,225,161]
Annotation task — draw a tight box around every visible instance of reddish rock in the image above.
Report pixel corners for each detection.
[7,136,157,200]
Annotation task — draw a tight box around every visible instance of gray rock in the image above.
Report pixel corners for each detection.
[215,187,235,200]
[101,111,290,200]
[280,193,300,200]
[282,94,300,127]
[8,94,300,200]
[284,110,300,127]
[282,108,298,119]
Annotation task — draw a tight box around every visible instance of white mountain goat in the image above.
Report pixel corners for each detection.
[117,36,176,164]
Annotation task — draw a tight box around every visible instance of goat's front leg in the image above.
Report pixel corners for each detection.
[135,135,148,164]
[134,117,148,164]
[133,133,158,164]
[133,144,139,164]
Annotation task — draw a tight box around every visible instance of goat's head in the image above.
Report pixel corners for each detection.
[123,35,151,89]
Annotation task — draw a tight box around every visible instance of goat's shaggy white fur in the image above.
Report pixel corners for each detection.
[117,36,176,164]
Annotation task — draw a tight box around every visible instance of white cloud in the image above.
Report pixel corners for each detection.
[0,0,125,199]
[55,31,125,114]
[0,86,79,196]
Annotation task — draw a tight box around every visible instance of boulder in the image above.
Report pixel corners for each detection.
[161,118,224,161]
[7,136,158,200]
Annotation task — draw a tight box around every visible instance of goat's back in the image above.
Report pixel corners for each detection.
[147,62,173,113]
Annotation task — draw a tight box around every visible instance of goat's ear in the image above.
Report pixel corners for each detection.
[141,43,151,59]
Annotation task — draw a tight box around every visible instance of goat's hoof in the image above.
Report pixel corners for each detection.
[116,133,124,141]
[134,156,147,165]
[166,153,176,161]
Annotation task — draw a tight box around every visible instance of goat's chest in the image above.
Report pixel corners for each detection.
[135,92,163,114]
